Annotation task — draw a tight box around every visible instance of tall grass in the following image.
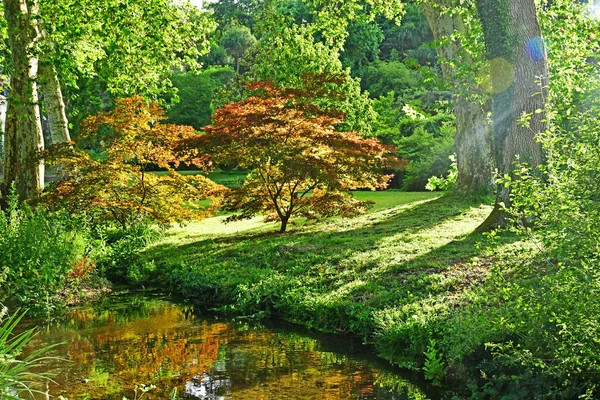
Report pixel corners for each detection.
[0,306,58,399]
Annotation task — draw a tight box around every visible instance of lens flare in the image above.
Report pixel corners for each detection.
[525,37,546,62]
[478,58,515,94]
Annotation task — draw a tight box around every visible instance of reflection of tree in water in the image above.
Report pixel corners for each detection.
[25,293,429,400]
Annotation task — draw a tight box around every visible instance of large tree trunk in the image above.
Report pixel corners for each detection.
[421,1,495,196]
[39,61,71,144]
[3,0,45,201]
[476,0,548,230]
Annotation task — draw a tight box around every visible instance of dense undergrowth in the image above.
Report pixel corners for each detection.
[0,187,162,317]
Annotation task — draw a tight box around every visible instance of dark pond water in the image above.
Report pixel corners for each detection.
[23,292,432,400]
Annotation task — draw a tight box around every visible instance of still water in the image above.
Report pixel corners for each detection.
[24,292,431,400]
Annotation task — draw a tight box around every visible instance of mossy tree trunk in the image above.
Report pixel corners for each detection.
[3,0,45,201]
[422,0,495,196]
[476,0,548,230]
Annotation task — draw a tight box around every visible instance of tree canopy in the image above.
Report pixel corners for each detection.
[188,78,401,232]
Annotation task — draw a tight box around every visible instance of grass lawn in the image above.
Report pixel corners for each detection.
[153,169,246,187]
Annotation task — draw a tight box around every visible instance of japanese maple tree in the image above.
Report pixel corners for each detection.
[191,77,403,233]
[43,97,223,227]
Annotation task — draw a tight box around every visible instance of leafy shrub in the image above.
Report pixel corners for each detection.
[423,339,446,386]
[95,222,163,283]
[0,189,98,315]
[426,155,457,192]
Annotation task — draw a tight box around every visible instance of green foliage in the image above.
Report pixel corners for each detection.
[398,125,455,191]
[364,60,454,191]
[167,66,234,130]
[301,0,404,48]
[426,155,457,192]
[42,0,215,98]
[220,25,258,72]
[377,4,435,64]
[200,43,233,67]
[341,22,384,70]
[0,188,97,315]
[0,308,58,399]
[251,24,377,134]
[208,0,264,30]
[359,60,419,99]
[95,222,163,283]
[423,339,446,386]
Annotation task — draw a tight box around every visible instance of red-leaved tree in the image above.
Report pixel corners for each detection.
[189,77,404,233]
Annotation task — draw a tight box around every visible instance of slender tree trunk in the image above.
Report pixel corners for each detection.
[421,0,495,196]
[3,0,45,201]
[476,0,548,230]
[39,61,71,144]
[279,216,289,233]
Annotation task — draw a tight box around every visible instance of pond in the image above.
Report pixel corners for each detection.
[23,292,433,400]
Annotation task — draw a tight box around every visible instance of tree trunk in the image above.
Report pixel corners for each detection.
[3,0,45,201]
[476,0,548,230]
[422,0,495,196]
[279,216,289,233]
[0,93,6,177]
[39,61,71,144]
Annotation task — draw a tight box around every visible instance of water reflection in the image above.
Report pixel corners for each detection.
[23,292,430,400]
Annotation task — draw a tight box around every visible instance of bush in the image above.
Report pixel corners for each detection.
[0,189,99,315]
[95,222,163,283]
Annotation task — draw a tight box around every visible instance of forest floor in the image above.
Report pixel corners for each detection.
[130,189,538,396]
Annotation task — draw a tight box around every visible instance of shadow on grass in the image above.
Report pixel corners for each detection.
[143,195,472,266]
[138,196,522,313]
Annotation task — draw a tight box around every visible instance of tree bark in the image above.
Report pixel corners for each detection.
[476,0,548,230]
[39,61,71,144]
[421,0,495,196]
[3,0,45,201]
[279,216,289,233]
[0,93,6,176]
